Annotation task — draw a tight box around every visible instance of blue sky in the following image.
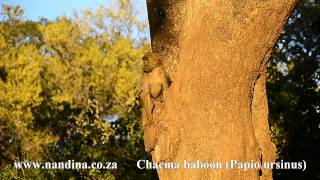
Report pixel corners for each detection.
[0,0,147,21]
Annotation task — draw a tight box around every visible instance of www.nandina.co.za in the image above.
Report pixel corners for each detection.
[14,160,117,170]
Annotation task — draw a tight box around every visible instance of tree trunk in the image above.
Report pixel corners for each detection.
[145,0,297,179]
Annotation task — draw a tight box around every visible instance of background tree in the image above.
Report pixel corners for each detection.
[0,1,157,179]
[268,0,320,179]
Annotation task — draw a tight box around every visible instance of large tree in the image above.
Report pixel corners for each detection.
[145,0,297,179]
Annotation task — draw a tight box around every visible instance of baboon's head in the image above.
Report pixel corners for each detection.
[142,52,160,72]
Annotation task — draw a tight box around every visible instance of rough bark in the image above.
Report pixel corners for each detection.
[144,0,297,179]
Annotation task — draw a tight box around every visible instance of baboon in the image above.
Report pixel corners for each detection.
[140,52,170,127]
[140,52,180,161]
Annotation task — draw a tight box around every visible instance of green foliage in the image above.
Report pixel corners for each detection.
[267,0,320,179]
[0,164,46,180]
[0,1,156,179]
